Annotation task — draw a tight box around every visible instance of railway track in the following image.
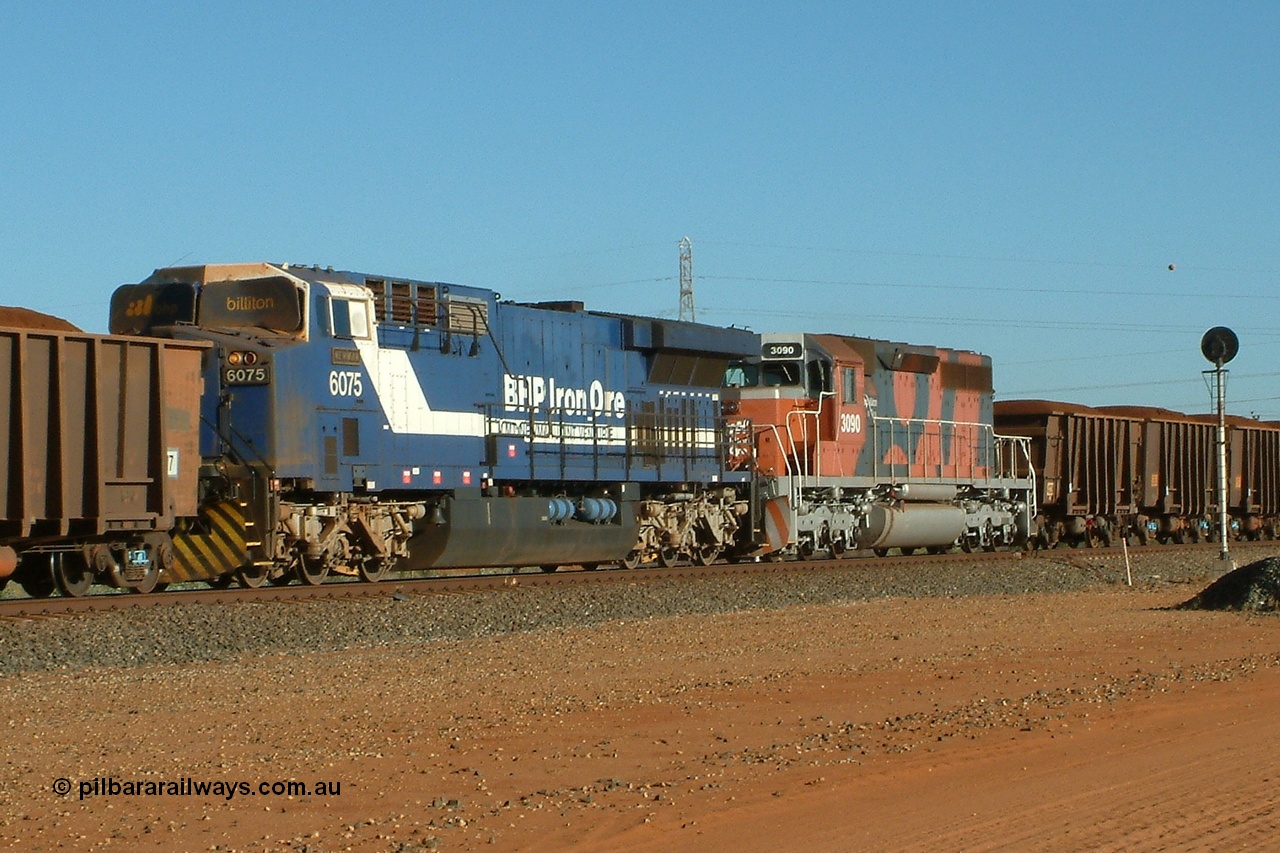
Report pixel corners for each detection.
[0,541,1224,618]
[0,548,1037,616]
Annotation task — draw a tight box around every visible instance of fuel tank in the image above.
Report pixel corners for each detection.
[403,487,639,570]
[858,502,966,550]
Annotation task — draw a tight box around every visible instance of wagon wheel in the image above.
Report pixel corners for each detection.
[53,552,94,597]
[17,554,57,598]
[692,544,720,566]
[126,564,161,595]
[237,564,271,588]
[620,551,642,570]
[830,538,848,559]
[296,555,330,586]
[873,547,889,557]
[206,574,235,589]
[18,565,56,599]
[900,547,917,556]
[136,539,173,594]
[658,548,681,568]
[927,545,949,555]
[539,565,560,573]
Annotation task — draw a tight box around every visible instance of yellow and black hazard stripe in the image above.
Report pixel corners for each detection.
[167,501,251,582]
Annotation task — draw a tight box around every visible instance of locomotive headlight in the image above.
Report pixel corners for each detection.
[227,351,243,365]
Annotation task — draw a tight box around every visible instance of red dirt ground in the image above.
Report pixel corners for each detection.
[5,577,1280,851]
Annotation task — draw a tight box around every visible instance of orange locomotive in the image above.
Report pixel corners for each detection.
[724,333,1036,558]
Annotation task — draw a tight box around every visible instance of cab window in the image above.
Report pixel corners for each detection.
[724,364,754,387]
[842,366,859,404]
[807,359,833,395]
[330,298,371,340]
[761,361,802,387]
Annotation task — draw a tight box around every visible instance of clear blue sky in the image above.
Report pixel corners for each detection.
[4,3,1278,415]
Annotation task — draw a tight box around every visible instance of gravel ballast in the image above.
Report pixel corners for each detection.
[1178,555,1280,612]
[0,546,1260,676]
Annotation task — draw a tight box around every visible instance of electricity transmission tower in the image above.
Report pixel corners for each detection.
[679,236,695,322]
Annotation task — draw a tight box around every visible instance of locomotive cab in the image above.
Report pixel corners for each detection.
[723,335,864,479]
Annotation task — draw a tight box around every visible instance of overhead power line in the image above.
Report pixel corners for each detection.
[696,239,1276,276]
[699,274,1280,301]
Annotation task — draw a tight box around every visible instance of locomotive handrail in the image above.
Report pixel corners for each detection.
[993,432,1038,520]
[870,415,1035,487]
[480,402,739,482]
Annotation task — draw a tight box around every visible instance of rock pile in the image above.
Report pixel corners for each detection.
[1178,556,1280,612]
[0,306,80,332]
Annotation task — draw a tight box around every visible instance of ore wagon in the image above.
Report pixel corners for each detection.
[0,326,206,595]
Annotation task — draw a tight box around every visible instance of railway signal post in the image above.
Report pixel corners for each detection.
[1201,326,1239,565]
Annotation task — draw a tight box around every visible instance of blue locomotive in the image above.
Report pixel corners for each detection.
[109,263,755,586]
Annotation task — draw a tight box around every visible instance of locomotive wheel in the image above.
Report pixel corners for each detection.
[620,551,642,570]
[692,545,720,566]
[658,548,681,568]
[53,553,94,597]
[237,564,270,589]
[357,558,393,583]
[297,556,330,586]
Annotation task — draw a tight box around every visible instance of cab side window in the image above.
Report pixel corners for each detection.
[842,366,859,404]
[330,298,371,340]
[807,359,833,395]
